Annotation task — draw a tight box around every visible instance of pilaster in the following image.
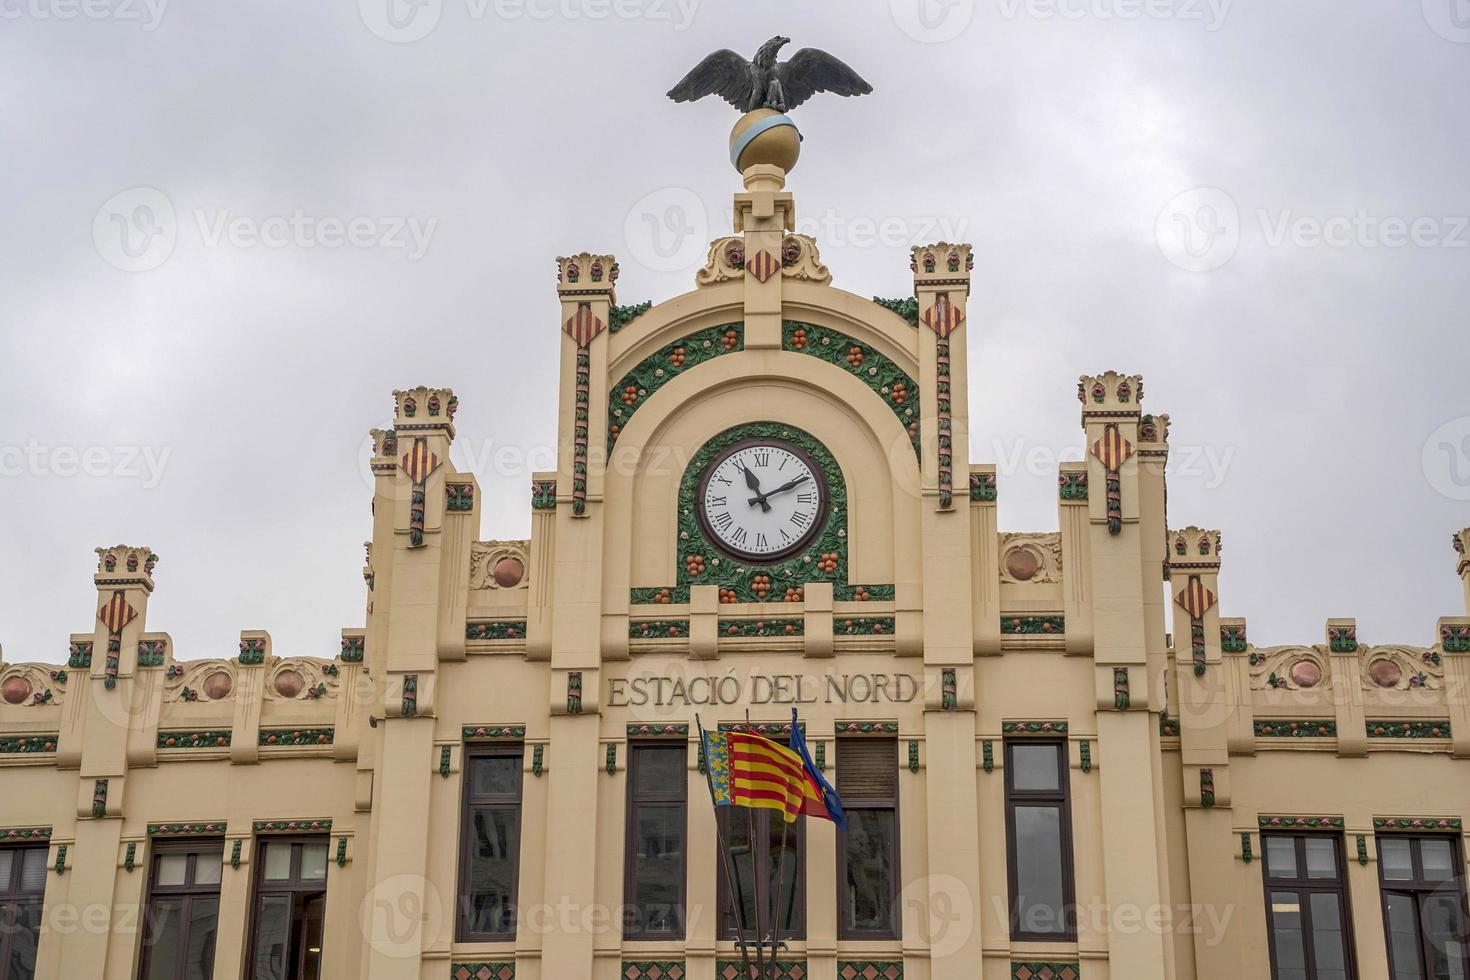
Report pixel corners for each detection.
[732,165,794,349]
[1168,526,1239,980]
[362,386,461,980]
[1078,373,1167,978]
[969,465,1000,655]
[912,244,982,979]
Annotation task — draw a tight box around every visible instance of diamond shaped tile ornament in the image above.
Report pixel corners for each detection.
[400,439,440,485]
[1089,422,1134,535]
[745,249,779,282]
[450,964,514,980]
[1176,575,1216,620]
[1012,965,1080,980]
[564,302,606,347]
[622,963,686,980]
[98,590,137,689]
[837,963,903,980]
[920,293,963,337]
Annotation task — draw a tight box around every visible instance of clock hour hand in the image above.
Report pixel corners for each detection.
[742,465,772,512]
[750,474,808,506]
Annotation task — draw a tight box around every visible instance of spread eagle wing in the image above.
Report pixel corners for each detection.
[666,49,754,110]
[776,48,873,112]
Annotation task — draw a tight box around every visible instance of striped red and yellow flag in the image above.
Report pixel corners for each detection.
[703,728,824,823]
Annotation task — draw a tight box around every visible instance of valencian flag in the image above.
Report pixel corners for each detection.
[700,714,845,829]
[788,709,846,832]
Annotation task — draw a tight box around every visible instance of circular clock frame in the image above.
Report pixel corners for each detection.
[694,437,831,565]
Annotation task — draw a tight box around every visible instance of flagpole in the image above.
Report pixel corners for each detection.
[697,715,755,980]
[743,711,769,980]
[770,784,791,979]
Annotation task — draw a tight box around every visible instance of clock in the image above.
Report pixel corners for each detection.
[696,438,829,562]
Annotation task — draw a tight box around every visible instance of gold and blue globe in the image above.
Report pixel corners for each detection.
[729,108,801,173]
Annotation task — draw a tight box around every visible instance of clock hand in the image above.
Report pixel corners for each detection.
[749,474,808,506]
[741,464,772,512]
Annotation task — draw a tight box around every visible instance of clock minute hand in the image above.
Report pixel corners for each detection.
[749,474,808,507]
[742,465,772,513]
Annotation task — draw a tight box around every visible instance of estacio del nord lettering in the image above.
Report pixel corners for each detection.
[606,672,919,707]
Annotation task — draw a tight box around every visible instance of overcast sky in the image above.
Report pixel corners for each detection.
[2,0,1467,665]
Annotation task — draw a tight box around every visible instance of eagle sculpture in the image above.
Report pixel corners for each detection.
[667,36,873,114]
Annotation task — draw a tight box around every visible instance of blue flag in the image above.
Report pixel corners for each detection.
[788,708,846,832]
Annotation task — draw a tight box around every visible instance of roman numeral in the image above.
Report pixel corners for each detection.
[790,511,811,528]
[708,496,726,507]
[779,529,792,542]
[753,451,770,466]
[796,492,815,504]
[714,476,732,487]
[756,533,768,549]
[712,512,733,531]
[732,527,748,545]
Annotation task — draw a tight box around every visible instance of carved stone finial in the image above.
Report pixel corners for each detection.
[94,546,158,588]
[1169,527,1223,566]
[1078,371,1144,418]
[391,387,458,436]
[910,243,973,288]
[556,253,618,300]
[1455,529,1469,576]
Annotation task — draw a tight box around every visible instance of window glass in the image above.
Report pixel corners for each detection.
[634,747,684,795]
[629,807,683,934]
[183,897,219,980]
[262,843,293,882]
[1010,743,1060,792]
[768,815,800,934]
[1269,890,1308,980]
[0,852,11,888]
[472,756,519,796]
[144,900,184,980]
[5,900,42,980]
[300,843,329,882]
[1382,839,1416,881]
[1013,805,1067,936]
[19,850,46,892]
[1304,837,1337,879]
[193,854,222,886]
[1423,840,1456,882]
[843,808,896,935]
[1266,836,1298,879]
[464,809,518,935]
[1308,891,1349,980]
[157,853,189,887]
[1425,893,1468,980]
[252,893,293,980]
[1386,892,1427,980]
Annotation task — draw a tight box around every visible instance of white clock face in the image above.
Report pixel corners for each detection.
[699,441,827,561]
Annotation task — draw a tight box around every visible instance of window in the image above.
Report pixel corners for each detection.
[1261,834,1355,980]
[457,745,523,941]
[836,737,899,939]
[718,808,804,941]
[624,742,687,939]
[1377,835,1469,980]
[1004,740,1076,940]
[139,842,224,980]
[246,838,329,980]
[0,846,46,980]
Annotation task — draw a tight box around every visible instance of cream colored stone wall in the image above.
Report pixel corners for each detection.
[2,168,1469,980]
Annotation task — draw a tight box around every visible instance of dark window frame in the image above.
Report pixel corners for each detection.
[456,743,525,942]
[835,736,901,941]
[1260,832,1357,980]
[1003,739,1078,942]
[244,836,330,980]
[716,807,806,941]
[0,844,47,980]
[623,740,689,940]
[137,839,225,980]
[1376,834,1470,980]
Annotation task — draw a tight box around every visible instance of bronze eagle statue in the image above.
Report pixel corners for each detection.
[667,36,872,114]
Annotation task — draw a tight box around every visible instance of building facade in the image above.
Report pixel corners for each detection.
[4,163,1470,980]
